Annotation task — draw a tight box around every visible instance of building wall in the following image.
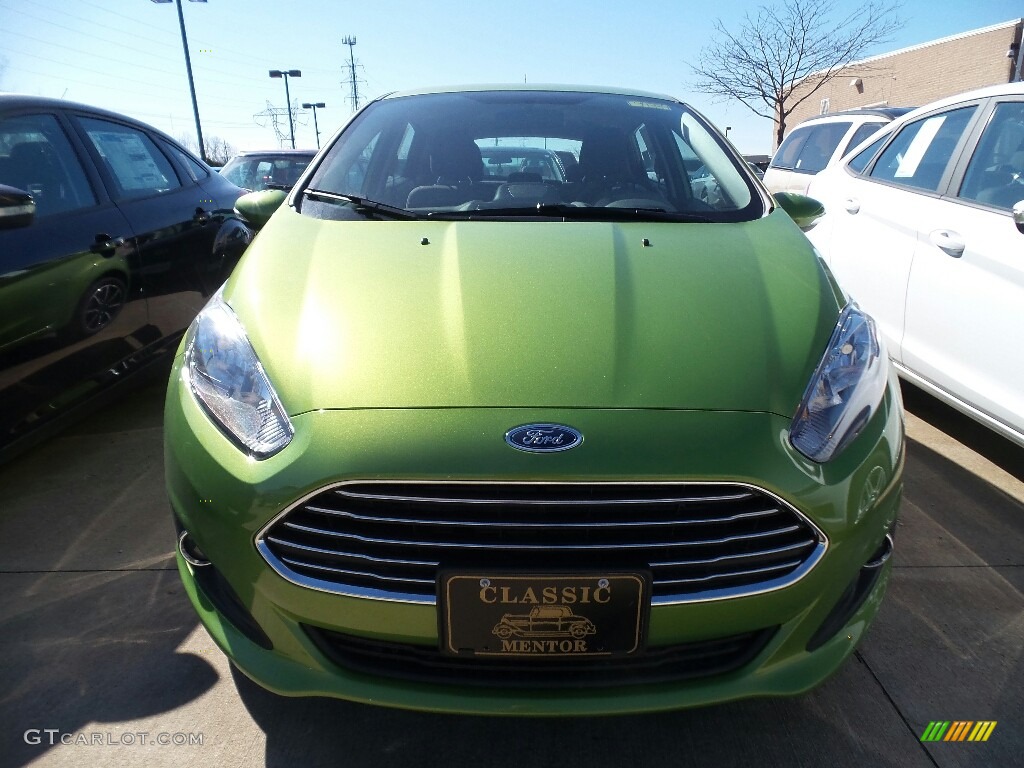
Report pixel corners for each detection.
[780,20,1023,146]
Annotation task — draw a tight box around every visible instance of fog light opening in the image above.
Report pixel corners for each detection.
[178,531,212,568]
[864,533,894,570]
[805,534,893,653]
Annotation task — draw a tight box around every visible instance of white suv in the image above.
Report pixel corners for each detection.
[764,108,913,195]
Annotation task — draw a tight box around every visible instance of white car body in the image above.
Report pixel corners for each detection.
[806,82,1024,447]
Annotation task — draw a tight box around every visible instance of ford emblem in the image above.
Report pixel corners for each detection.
[505,423,583,453]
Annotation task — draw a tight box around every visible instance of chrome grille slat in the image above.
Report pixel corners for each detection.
[280,519,804,550]
[279,557,437,586]
[304,503,782,528]
[258,481,826,605]
[649,540,815,568]
[333,489,755,505]
[266,536,439,567]
[653,560,805,587]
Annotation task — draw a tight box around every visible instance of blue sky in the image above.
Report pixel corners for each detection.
[1,0,1021,155]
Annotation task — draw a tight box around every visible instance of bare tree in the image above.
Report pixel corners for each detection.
[689,0,902,146]
[177,133,236,166]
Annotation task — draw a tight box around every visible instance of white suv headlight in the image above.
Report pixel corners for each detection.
[183,291,293,458]
[790,304,887,463]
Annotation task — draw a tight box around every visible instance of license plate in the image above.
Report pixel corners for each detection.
[441,573,648,658]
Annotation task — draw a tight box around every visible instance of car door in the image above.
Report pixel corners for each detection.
[812,105,979,362]
[70,113,227,337]
[901,97,1024,439]
[0,109,148,448]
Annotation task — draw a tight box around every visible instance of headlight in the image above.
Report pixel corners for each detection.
[183,291,293,458]
[790,303,887,463]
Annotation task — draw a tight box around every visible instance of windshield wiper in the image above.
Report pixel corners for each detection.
[302,189,421,220]
[428,203,711,223]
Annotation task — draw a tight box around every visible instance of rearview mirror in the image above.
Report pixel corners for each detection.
[773,192,825,231]
[234,189,288,230]
[1014,200,1024,235]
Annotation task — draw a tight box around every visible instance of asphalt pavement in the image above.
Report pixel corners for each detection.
[1,371,1021,768]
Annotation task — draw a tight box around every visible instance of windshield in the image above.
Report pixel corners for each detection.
[302,90,761,221]
[221,154,314,191]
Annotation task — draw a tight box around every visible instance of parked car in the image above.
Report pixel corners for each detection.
[764,107,914,195]
[478,145,568,182]
[688,163,722,204]
[219,149,317,192]
[806,82,1024,448]
[165,85,904,716]
[0,95,249,460]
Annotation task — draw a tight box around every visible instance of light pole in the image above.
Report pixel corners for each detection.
[151,0,207,162]
[301,102,326,148]
[269,69,301,148]
[725,126,732,138]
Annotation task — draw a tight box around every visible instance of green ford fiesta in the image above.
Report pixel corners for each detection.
[164,85,904,715]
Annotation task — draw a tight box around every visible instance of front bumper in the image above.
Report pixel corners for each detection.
[165,359,903,715]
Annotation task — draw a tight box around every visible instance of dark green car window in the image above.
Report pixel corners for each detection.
[79,116,182,199]
[0,113,97,217]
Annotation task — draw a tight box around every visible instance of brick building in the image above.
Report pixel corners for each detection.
[780,18,1023,146]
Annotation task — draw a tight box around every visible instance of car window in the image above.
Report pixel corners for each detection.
[868,107,975,192]
[219,157,253,188]
[0,113,97,216]
[957,101,1024,210]
[847,134,888,174]
[78,116,182,199]
[162,140,210,182]
[840,122,886,158]
[342,131,381,194]
[771,122,852,172]
[477,141,572,182]
[305,90,759,221]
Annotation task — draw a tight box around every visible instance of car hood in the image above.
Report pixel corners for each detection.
[225,206,841,416]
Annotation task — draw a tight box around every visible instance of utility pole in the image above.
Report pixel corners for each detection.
[268,69,301,148]
[302,102,326,148]
[151,0,207,163]
[342,36,360,112]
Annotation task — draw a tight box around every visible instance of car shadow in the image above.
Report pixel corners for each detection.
[230,653,932,768]
[900,381,1024,481]
[0,569,217,768]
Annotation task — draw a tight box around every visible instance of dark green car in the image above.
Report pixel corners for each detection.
[165,86,904,715]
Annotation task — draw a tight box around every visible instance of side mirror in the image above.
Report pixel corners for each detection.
[1014,200,1024,236]
[233,189,288,230]
[0,184,36,230]
[773,192,825,231]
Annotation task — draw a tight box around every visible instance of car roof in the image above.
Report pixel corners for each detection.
[793,107,915,129]
[892,81,1024,123]
[382,83,681,103]
[230,149,317,157]
[829,81,1024,176]
[826,107,916,120]
[0,93,180,136]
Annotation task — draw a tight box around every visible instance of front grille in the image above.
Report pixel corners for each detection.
[257,482,826,604]
[304,624,779,689]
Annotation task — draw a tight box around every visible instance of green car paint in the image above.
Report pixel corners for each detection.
[226,207,838,416]
[165,86,903,715]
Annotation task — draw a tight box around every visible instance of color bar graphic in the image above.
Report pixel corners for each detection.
[920,721,996,742]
